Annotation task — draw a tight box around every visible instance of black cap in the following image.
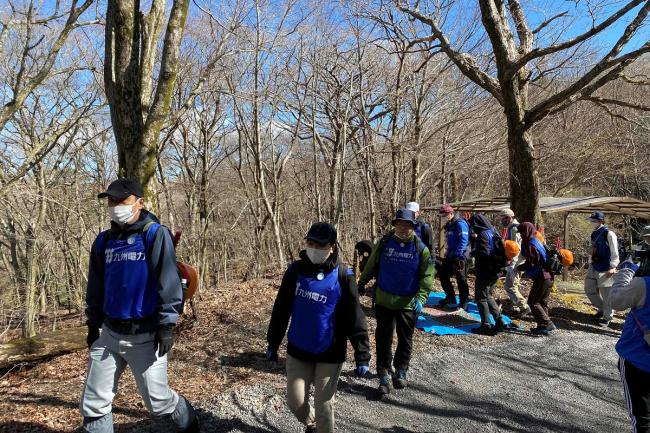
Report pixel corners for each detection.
[392,208,417,226]
[588,211,605,222]
[97,178,144,200]
[305,222,337,245]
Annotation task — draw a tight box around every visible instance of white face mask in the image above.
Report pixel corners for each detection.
[591,221,602,230]
[109,203,135,225]
[306,247,331,265]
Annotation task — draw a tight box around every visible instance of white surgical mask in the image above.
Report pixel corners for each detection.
[306,247,331,265]
[591,221,602,230]
[109,203,135,225]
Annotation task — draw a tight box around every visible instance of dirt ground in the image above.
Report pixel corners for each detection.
[0,273,627,432]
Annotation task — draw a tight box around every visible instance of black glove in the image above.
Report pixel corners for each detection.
[358,283,367,296]
[86,326,100,349]
[155,325,175,357]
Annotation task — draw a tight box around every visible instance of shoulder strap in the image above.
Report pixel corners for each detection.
[143,221,160,248]
[338,264,353,287]
[95,230,110,260]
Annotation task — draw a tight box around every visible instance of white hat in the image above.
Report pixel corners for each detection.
[499,208,515,217]
[406,202,419,212]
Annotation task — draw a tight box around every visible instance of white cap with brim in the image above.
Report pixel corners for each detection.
[406,202,419,212]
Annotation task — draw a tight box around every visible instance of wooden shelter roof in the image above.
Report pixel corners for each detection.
[422,196,650,219]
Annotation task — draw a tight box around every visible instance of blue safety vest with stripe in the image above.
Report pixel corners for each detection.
[95,223,161,320]
[377,237,423,297]
[616,277,650,373]
[591,226,611,272]
[527,238,547,278]
[287,266,346,354]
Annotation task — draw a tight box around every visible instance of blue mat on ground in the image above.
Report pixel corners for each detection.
[416,292,512,336]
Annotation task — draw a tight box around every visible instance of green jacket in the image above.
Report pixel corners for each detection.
[358,233,434,310]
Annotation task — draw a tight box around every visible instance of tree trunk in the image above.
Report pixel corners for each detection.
[507,120,541,223]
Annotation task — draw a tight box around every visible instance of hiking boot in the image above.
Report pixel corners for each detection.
[595,318,610,327]
[531,323,556,336]
[305,425,317,433]
[393,369,408,389]
[493,318,507,334]
[182,416,200,433]
[458,302,469,311]
[593,310,604,319]
[378,374,393,396]
[471,325,495,336]
[438,297,456,307]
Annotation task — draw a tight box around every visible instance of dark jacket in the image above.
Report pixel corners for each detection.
[85,210,183,329]
[469,214,500,279]
[415,219,434,254]
[266,250,371,365]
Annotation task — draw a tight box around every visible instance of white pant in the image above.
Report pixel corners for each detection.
[504,256,527,307]
[80,325,180,428]
[584,266,615,320]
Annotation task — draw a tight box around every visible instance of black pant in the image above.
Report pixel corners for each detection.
[375,305,416,375]
[528,278,553,327]
[439,258,469,305]
[619,357,650,432]
[474,276,501,326]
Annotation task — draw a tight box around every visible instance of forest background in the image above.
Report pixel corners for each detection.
[0,0,649,340]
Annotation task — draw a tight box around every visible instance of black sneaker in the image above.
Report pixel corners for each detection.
[493,318,506,334]
[378,374,392,396]
[392,369,408,389]
[471,325,495,336]
[305,425,317,433]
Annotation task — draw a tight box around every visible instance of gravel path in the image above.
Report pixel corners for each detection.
[196,328,629,433]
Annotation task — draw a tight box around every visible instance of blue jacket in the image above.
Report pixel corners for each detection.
[445,217,470,259]
[85,210,182,329]
[616,276,650,373]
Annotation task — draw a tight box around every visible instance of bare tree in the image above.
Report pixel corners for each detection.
[395,0,650,221]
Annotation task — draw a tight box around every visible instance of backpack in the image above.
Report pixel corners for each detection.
[96,221,199,303]
[543,245,564,276]
[490,230,508,269]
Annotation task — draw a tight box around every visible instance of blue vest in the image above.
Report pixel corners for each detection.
[616,277,650,373]
[96,225,160,320]
[591,226,611,272]
[377,237,421,297]
[526,238,547,278]
[287,267,342,354]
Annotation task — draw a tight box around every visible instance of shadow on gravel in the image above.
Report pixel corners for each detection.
[379,383,604,433]
[208,417,283,433]
[551,307,622,337]
[381,427,416,433]
[219,352,285,375]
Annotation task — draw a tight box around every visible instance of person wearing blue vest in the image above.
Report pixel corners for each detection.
[266,222,370,433]
[584,211,619,327]
[405,201,434,254]
[358,208,434,396]
[611,261,650,433]
[518,222,556,335]
[80,179,199,433]
[468,214,507,335]
[437,204,470,309]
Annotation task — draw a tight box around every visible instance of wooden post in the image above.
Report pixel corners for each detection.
[562,213,569,281]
